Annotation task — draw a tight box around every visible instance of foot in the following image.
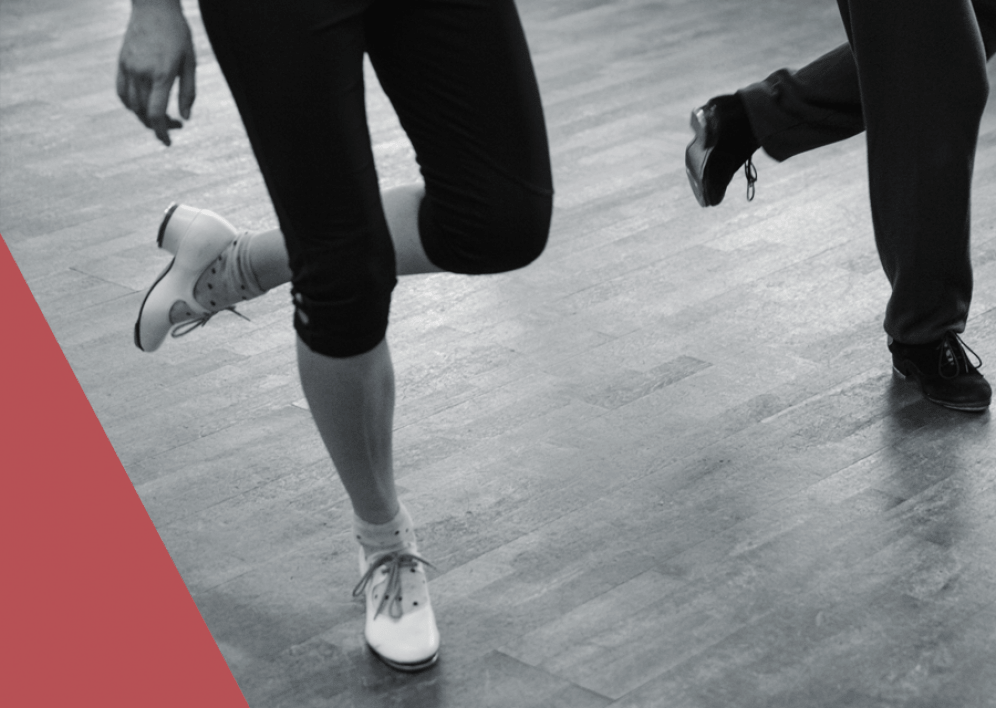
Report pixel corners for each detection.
[351,509,440,672]
[889,332,991,412]
[134,204,241,352]
[353,546,440,672]
[685,94,760,207]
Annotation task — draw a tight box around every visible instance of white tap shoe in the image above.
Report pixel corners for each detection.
[353,546,440,671]
[134,203,240,352]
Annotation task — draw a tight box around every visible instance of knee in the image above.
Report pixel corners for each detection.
[961,66,989,119]
[420,180,553,275]
[478,183,553,273]
[290,243,396,358]
[948,53,989,125]
[974,75,990,117]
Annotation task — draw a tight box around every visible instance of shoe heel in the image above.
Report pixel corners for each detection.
[158,204,239,260]
[689,108,705,135]
[156,203,181,248]
[158,203,203,254]
[689,108,714,147]
[686,108,714,208]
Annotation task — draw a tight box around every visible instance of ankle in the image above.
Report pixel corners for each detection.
[353,503,416,557]
[193,233,266,311]
[713,93,760,157]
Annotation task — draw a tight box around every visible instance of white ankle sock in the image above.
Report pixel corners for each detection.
[194,233,267,311]
[353,504,417,558]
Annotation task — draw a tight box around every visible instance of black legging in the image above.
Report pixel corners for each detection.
[198,0,554,357]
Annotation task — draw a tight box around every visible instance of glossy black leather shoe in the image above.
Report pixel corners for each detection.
[890,332,991,412]
[685,95,760,207]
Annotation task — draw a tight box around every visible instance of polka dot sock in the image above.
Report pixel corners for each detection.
[353,504,417,561]
[192,233,267,312]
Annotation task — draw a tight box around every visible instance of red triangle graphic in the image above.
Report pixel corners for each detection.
[0,235,248,708]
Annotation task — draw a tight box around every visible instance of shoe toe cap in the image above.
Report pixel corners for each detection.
[921,374,992,411]
[366,604,440,665]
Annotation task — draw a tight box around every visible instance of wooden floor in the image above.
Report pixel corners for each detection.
[4,0,996,705]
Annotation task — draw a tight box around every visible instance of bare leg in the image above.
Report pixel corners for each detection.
[379,184,443,276]
[297,337,399,523]
[244,227,292,291]
[292,184,438,523]
[202,184,440,306]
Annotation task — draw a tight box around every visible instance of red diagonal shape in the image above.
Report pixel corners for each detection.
[0,235,248,708]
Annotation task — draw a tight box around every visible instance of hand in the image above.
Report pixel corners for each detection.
[116,0,196,146]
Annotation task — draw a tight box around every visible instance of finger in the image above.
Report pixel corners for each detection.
[150,116,172,146]
[135,78,152,124]
[127,80,149,127]
[147,77,174,145]
[178,49,196,120]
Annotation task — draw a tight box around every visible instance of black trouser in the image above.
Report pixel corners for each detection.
[738,0,994,344]
[199,0,553,357]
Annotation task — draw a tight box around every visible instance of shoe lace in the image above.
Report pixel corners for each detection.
[937,332,982,379]
[744,156,757,202]
[171,306,250,339]
[352,550,435,620]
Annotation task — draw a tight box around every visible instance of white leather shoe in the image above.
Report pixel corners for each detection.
[353,547,440,671]
[134,203,239,352]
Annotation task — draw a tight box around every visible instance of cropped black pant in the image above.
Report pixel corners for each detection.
[738,0,994,344]
[199,0,554,357]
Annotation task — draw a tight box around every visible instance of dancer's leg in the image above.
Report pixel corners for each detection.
[190,184,441,314]
[703,2,992,339]
[380,184,443,275]
[363,0,553,277]
[290,183,443,525]
[297,337,398,523]
[834,0,991,411]
[738,43,863,162]
[839,0,987,343]
[250,184,440,286]
[293,0,553,539]
[197,6,398,524]
[242,228,290,291]
[198,1,444,670]
[686,43,864,207]
[739,0,996,163]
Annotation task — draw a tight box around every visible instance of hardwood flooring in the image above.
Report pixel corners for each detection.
[3,0,996,706]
